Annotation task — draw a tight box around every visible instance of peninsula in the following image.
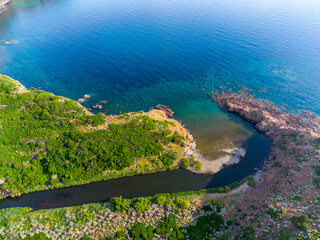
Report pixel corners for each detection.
[0,75,200,199]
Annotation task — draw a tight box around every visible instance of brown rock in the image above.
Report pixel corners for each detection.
[93,104,103,109]
[154,104,174,117]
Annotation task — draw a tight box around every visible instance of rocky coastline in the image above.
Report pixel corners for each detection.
[212,89,320,238]
[1,87,320,239]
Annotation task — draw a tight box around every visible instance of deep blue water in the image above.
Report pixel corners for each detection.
[0,0,319,156]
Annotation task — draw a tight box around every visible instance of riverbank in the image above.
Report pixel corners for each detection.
[187,141,247,174]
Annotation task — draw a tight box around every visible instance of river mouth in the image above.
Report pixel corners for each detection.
[0,126,270,210]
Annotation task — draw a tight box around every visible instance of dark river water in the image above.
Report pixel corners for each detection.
[0,128,269,210]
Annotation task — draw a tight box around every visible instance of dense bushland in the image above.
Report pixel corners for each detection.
[0,75,185,195]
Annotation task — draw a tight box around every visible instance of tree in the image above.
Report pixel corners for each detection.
[134,197,150,213]
[129,222,154,240]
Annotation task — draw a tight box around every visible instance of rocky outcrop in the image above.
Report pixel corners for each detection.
[0,0,11,14]
[77,94,91,103]
[213,89,320,237]
[154,104,174,117]
[213,90,320,138]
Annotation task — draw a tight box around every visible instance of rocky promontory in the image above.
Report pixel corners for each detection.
[212,89,320,238]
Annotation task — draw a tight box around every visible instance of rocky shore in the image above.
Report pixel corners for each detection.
[212,89,320,238]
[0,0,10,14]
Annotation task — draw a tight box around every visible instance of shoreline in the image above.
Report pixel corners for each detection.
[212,89,320,237]
[0,0,10,14]
[0,75,196,200]
[187,141,247,175]
[1,88,319,238]
[0,76,270,203]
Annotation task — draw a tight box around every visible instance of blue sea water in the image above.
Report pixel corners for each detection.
[0,0,319,158]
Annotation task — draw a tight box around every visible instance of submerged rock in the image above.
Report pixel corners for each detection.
[77,94,91,103]
[93,104,103,109]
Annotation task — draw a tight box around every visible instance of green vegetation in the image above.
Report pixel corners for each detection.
[291,195,303,202]
[0,207,32,231]
[128,222,155,240]
[21,233,51,240]
[107,231,128,240]
[155,214,184,239]
[77,211,95,225]
[264,205,285,220]
[181,155,201,170]
[314,165,320,176]
[247,176,255,187]
[0,75,185,196]
[184,202,224,240]
[312,177,320,188]
[111,196,131,213]
[176,197,189,210]
[133,197,151,213]
[0,74,18,93]
[156,195,167,204]
[291,215,310,231]
[272,161,280,167]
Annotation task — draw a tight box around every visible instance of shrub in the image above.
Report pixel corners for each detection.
[291,195,303,202]
[156,195,167,205]
[77,211,95,225]
[166,198,175,208]
[134,197,150,213]
[195,160,202,171]
[273,227,294,240]
[184,211,224,240]
[79,236,91,240]
[107,231,128,240]
[176,197,189,211]
[21,233,51,240]
[160,152,176,167]
[244,226,255,235]
[315,165,320,176]
[272,162,280,167]
[248,179,255,187]
[129,222,154,240]
[211,199,223,212]
[291,215,310,231]
[312,177,320,188]
[111,196,130,213]
[155,214,184,239]
[181,158,191,169]
[264,205,285,219]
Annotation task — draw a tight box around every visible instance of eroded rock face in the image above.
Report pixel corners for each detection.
[154,104,174,117]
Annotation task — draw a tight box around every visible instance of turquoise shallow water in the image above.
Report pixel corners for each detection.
[0,0,319,158]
